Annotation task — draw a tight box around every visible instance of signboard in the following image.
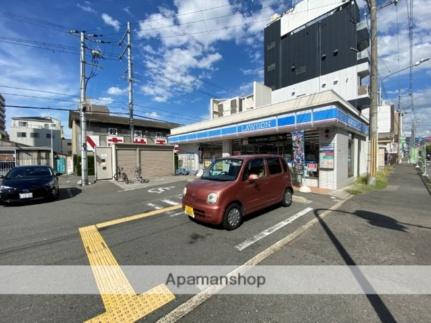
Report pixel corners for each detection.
[134,137,147,144]
[155,138,167,144]
[320,144,335,169]
[292,130,304,175]
[86,135,99,152]
[306,162,318,172]
[107,136,124,145]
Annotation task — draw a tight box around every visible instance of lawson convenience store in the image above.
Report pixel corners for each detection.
[168,91,369,190]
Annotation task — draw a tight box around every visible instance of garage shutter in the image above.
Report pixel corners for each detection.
[116,149,136,179]
[140,147,173,177]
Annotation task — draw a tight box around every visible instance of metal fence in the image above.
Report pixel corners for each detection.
[0,158,50,176]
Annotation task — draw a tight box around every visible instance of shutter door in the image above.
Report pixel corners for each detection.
[116,149,136,179]
[140,147,173,177]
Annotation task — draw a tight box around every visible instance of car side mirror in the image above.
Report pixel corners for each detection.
[248,174,258,182]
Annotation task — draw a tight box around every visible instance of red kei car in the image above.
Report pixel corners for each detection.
[182,155,293,230]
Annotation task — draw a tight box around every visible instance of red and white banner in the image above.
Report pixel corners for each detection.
[107,136,124,145]
[155,137,167,145]
[86,135,99,152]
[134,137,147,144]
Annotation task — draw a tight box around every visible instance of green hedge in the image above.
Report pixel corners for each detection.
[73,155,95,176]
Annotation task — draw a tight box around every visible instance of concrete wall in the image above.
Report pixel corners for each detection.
[319,128,362,190]
[253,82,272,108]
[272,65,367,105]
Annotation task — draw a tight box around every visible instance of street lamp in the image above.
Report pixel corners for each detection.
[380,57,430,82]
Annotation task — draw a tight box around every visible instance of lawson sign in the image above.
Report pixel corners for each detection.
[168,105,368,144]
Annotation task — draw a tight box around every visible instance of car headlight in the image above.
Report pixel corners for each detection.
[0,185,14,192]
[207,192,218,204]
[45,179,55,187]
[183,187,187,196]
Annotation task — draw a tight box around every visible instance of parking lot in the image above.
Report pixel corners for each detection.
[2,166,431,323]
[0,175,339,322]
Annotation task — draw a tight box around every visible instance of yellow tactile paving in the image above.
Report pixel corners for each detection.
[96,205,181,229]
[79,221,175,322]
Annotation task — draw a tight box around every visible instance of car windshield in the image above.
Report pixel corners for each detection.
[5,167,52,179]
[201,159,243,181]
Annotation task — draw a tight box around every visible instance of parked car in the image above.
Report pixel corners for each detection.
[0,166,60,204]
[175,168,190,176]
[182,155,293,230]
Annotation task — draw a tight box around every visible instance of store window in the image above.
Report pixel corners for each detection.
[348,137,354,177]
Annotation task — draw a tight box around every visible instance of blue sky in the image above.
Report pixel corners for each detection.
[0,0,430,138]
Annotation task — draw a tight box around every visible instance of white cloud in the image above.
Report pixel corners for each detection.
[101,13,121,32]
[77,1,97,14]
[136,0,282,102]
[107,86,127,96]
[90,97,113,105]
[145,111,160,118]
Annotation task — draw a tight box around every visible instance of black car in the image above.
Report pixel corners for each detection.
[0,166,60,204]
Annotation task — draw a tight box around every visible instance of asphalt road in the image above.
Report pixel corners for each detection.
[0,176,336,322]
[1,166,430,323]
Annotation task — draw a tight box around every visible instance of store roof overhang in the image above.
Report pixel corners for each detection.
[169,90,369,144]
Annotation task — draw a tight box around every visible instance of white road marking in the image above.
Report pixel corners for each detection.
[162,199,179,206]
[147,203,163,210]
[169,212,184,218]
[235,207,314,251]
[148,186,176,194]
[156,197,352,323]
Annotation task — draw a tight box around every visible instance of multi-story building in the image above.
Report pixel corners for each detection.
[68,105,180,179]
[9,116,62,152]
[264,0,370,109]
[172,0,371,191]
[0,94,6,139]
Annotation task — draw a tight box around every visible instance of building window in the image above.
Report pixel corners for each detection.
[30,133,39,138]
[267,63,276,72]
[134,130,143,138]
[18,121,28,127]
[108,128,118,136]
[46,133,52,139]
[296,65,306,75]
[17,132,27,138]
[348,137,354,177]
[266,41,276,51]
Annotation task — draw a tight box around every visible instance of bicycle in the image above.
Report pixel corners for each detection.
[134,166,149,184]
[114,166,129,184]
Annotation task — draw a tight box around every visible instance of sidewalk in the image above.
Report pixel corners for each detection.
[186,164,431,322]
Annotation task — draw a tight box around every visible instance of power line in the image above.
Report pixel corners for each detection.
[0,85,76,97]
[0,92,78,104]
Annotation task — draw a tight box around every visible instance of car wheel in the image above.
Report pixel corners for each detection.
[282,188,293,207]
[223,203,243,230]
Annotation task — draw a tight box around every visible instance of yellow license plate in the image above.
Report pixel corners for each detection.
[185,205,194,218]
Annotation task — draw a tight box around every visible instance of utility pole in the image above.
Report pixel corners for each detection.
[79,31,89,186]
[120,22,134,142]
[368,0,378,184]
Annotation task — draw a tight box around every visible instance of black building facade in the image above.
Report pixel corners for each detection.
[264,2,368,93]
